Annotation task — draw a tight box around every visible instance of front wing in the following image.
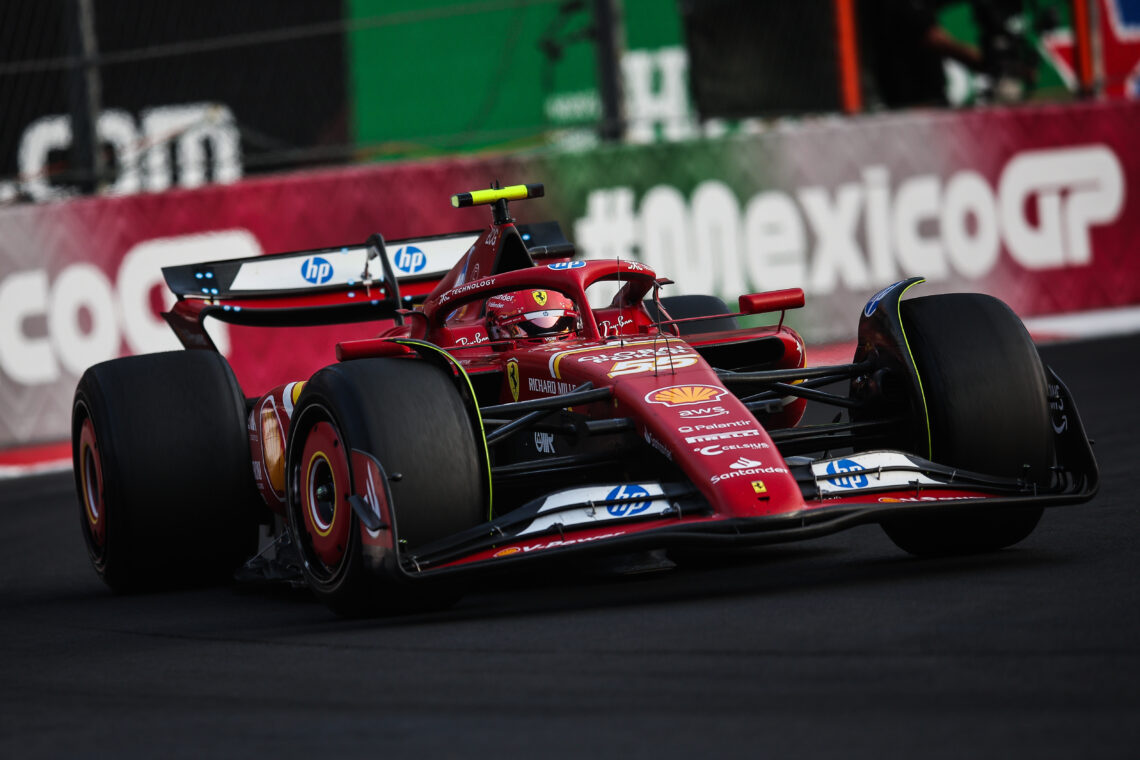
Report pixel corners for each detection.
[329,353,1096,583]
[345,381,1096,582]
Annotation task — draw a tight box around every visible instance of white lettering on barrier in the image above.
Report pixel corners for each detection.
[0,230,261,386]
[800,182,869,292]
[0,270,55,385]
[575,145,1125,297]
[999,146,1125,269]
[742,191,805,290]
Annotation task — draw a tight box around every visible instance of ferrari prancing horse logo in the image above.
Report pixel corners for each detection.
[531,290,548,307]
[507,359,520,402]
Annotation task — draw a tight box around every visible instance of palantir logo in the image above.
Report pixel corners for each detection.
[825,458,869,489]
[300,256,334,285]
[393,246,427,274]
[606,484,651,516]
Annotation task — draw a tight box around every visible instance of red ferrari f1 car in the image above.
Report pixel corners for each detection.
[72,183,1098,615]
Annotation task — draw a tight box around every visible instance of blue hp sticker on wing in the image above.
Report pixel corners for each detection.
[825,458,869,489]
[606,484,652,516]
[393,245,427,274]
[300,256,334,285]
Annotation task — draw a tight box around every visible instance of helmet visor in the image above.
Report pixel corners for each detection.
[518,310,578,338]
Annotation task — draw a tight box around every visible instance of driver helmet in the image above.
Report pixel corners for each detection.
[486,290,580,341]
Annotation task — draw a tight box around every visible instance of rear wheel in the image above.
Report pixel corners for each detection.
[880,294,1052,556]
[72,350,262,591]
[286,358,485,616]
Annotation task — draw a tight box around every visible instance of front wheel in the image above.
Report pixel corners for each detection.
[286,357,485,616]
[879,294,1052,556]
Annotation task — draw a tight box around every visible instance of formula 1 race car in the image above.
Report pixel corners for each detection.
[72,183,1098,616]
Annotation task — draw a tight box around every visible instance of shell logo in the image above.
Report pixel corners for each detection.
[493,546,522,558]
[645,385,728,407]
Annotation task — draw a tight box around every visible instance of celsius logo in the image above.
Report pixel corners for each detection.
[606,484,651,516]
[825,458,869,489]
[393,246,427,274]
[547,261,585,270]
[300,256,334,285]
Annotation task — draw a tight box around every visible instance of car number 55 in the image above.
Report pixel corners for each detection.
[607,355,699,377]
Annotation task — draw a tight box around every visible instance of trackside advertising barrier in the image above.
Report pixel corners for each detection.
[1,101,1137,449]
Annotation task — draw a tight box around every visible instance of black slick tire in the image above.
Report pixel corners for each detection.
[286,357,484,617]
[881,293,1053,556]
[72,350,262,591]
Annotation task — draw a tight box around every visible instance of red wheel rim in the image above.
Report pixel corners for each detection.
[78,417,106,549]
[299,420,352,568]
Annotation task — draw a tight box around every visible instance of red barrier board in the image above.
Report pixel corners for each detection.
[1,101,1137,449]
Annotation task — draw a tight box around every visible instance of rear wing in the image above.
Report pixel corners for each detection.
[160,222,575,347]
[164,229,481,306]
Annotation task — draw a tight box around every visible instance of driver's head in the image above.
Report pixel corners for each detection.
[486,290,580,341]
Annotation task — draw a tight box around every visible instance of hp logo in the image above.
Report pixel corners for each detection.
[300,257,334,285]
[825,458,869,489]
[393,245,427,274]
[606,484,652,517]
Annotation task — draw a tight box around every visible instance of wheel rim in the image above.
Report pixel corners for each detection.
[77,416,106,552]
[298,420,352,572]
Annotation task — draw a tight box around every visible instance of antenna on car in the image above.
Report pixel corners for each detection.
[616,255,626,348]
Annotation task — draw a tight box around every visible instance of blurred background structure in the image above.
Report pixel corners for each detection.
[0,0,1138,450]
[1,0,1133,200]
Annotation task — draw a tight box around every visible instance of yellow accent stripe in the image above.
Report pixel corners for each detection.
[451,184,544,208]
[307,450,335,537]
[894,279,931,458]
[391,339,494,519]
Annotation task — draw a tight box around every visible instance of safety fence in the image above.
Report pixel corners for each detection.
[6,0,1137,206]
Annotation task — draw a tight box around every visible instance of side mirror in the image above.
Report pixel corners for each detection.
[738,288,805,315]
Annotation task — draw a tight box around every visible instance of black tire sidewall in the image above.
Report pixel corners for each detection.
[286,357,485,615]
[71,350,260,590]
[881,293,1051,555]
[901,293,1054,481]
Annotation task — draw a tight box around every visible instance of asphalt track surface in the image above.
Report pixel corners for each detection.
[3,335,1138,759]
